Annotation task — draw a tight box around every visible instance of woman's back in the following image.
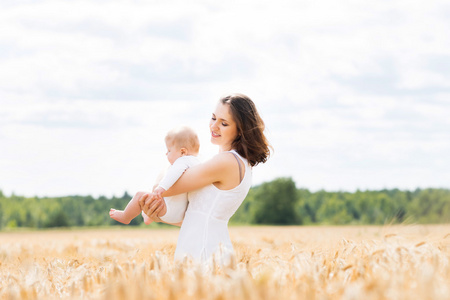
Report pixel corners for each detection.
[174,150,251,262]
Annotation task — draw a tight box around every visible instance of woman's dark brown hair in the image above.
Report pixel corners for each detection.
[220,93,272,167]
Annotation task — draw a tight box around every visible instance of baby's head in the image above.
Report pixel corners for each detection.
[165,126,200,164]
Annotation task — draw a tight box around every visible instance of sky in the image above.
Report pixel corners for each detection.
[1,0,450,198]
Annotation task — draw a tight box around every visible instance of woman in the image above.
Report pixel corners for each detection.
[140,93,271,262]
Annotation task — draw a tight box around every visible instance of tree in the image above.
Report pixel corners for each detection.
[316,194,353,224]
[230,188,255,224]
[45,209,69,228]
[251,177,299,225]
[0,202,3,230]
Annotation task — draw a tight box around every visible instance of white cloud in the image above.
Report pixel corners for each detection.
[1,0,450,196]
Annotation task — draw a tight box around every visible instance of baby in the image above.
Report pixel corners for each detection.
[109,126,200,225]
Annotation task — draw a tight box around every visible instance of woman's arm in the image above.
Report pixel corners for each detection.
[141,152,239,218]
[161,152,238,197]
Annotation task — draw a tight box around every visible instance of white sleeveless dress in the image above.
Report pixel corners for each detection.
[174,150,252,262]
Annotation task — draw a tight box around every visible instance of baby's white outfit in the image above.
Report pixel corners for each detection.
[174,150,252,263]
[158,155,201,223]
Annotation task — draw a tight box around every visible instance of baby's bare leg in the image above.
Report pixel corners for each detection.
[110,191,147,224]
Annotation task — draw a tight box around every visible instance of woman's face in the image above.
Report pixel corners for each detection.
[209,102,238,151]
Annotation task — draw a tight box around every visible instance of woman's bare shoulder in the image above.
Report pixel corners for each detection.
[191,152,237,176]
[205,151,237,166]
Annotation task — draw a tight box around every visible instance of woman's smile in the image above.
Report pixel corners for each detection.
[209,102,238,151]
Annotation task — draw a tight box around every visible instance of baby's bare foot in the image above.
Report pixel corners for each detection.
[109,208,131,224]
[141,211,153,225]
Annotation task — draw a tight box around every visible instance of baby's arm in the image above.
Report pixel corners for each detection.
[155,157,193,223]
[153,186,165,198]
[158,157,192,191]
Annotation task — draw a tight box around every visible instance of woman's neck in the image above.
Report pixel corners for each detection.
[219,145,233,152]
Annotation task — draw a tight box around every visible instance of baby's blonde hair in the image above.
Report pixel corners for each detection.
[165,126,200,154]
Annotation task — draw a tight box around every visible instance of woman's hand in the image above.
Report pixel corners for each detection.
[139,192,165,223]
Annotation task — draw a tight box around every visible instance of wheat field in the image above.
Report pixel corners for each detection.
[0,225,449,300]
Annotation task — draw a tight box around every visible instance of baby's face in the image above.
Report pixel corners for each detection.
[165,142,183,165]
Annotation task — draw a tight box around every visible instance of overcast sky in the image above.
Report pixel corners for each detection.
[1,0,450,197]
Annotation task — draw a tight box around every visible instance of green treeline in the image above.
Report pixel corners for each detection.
[0,191,138,229]
[232,178,450,225]
[1,177,449,230]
